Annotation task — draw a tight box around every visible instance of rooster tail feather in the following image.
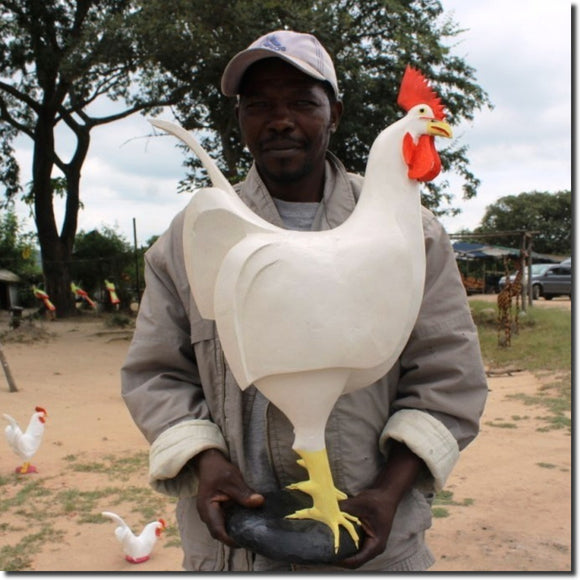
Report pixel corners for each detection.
[101,511,128,528]
[3,414,18,427]
[149,120,236,196]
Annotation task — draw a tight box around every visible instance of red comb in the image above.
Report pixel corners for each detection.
[35,406,47,415]
[397,66,445,120]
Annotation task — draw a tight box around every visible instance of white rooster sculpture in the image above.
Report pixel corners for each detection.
[151,66,452,552]
[3,406,48,474]
[101,511,166,564]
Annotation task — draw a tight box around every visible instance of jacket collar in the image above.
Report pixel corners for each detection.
[236,152,360,231]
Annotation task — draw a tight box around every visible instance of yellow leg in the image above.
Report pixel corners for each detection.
[286,448,360,552]
[20,462,30,474]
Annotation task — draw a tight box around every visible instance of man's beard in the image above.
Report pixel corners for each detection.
[258,158,314,185]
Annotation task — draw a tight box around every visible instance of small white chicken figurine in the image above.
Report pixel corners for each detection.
[151,66,452,552]
[3,406,48,474]
[101,511,166,564]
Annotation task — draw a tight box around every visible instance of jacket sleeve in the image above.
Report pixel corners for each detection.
[121,211,228,498]
[379,209,488,491]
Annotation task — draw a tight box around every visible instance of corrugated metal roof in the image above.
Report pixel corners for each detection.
[452,242,560,263]
[0,269,22,283]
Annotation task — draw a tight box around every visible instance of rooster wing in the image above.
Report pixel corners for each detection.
[211,231,415,390]
[183,186,280,319]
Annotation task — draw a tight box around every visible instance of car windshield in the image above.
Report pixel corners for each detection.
[503,263,552,279]
[531,264,551,275]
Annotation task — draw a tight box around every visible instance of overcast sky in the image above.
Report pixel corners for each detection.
[11,1,573,247]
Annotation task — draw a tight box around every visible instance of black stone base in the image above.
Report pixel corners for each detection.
[224,489,363,565]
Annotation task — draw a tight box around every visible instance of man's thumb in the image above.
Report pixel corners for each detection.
[238,489,265,508]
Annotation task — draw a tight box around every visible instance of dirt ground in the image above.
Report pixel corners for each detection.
[0,295,572,572]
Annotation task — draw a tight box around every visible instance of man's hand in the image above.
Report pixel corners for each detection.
[194,448,264,546]
[337,441,426,569]
[337,488,398,568]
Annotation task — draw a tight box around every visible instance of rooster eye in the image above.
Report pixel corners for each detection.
[418,107,426,114]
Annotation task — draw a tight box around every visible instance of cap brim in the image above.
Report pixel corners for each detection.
[221,48,328,96]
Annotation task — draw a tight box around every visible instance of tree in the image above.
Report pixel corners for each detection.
[142,0,491,212]
[72,226,132,302]
[0,0,190,316]
[474,190,572,255]
[0,204,40,281]
[1,0,492,316]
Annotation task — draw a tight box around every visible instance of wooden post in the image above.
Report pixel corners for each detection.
[0,341,18,392]
[527,234,534,307]
[519,233,527,312]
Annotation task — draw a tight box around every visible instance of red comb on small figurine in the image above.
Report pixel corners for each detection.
[397,66,446,121]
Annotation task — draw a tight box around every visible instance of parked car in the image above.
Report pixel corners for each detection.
[498,262,572,300]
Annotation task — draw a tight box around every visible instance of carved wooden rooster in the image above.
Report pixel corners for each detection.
[3,406,48,474]
[101,511,166,564]
[150,66,452,551]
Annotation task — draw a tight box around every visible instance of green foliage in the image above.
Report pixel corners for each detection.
[0,0,492,315]
[0,0,191,315]
[71,226,134,305]
[0,206,41,290]
[473,190,571,255]
[138,0,492,216]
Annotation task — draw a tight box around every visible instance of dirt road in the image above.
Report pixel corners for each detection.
[0,305,571,571]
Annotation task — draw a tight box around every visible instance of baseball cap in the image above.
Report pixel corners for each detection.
[221,30,339,99]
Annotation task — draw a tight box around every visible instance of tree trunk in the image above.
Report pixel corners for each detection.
[0,341,18,393]
[32,107,89,318]
[42,240,75,317]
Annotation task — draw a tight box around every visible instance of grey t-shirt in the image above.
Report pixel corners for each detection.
[243,198,320,492]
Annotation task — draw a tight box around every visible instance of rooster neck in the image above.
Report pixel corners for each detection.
[347,119,421,227]
[26,415,45,435]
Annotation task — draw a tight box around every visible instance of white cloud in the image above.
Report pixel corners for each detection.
[438,0,572,232]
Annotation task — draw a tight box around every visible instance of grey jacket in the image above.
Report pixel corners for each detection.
[121,154,488,571]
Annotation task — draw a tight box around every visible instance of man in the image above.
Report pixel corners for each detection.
[121,30,487,571]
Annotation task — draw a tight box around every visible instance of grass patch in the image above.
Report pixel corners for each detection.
[65,451,149,481]
[0,527,65,571]
[485,421,517,429]
[432,507,449,518]
[432,489,474,518]
[0,452,177,571]
[469,301,571,371]
[470,300,571,432]
[506,372,571,433]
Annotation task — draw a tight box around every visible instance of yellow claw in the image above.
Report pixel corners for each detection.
[286,448,360,552]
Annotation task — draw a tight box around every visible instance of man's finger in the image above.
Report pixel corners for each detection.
[225,486,265,508]
[204,499,237,546]
[338,538,381,569]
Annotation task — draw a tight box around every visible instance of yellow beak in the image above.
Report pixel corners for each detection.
[427,119,453,138]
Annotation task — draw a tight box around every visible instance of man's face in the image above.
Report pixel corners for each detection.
[236,59,341,187]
